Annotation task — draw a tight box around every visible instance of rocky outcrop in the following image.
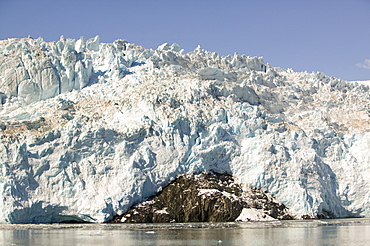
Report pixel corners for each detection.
[114,173,292,223]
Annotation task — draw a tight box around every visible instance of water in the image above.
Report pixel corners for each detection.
[1,218,369,246]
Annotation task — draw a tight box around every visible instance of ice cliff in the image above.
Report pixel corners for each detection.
[0,36,369,223]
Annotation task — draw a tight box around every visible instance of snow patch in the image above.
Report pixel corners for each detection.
[236,208,277,222]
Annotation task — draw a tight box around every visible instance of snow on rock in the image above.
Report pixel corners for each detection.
[0,36,370,223]
[236,208,276,222]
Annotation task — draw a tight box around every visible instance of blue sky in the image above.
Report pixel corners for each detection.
[0,0,369,81]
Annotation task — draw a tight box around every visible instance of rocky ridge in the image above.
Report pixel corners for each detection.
[0,36,369,223]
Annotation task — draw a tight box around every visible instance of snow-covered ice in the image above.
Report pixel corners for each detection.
[0,36,369,223]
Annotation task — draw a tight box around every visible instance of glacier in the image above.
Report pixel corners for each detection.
[0,36,369,223]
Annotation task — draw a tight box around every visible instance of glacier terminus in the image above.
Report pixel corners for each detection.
[0,36,369,223]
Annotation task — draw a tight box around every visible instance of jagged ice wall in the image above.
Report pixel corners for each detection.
[0,36,369,223]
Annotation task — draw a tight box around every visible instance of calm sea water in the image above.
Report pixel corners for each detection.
[0,218,369,246]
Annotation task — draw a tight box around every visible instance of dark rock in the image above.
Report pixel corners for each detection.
[112,173,293,223]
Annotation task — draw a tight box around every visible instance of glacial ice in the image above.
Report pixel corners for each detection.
[0,36,370,223]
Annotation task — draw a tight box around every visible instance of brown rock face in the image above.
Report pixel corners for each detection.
[113,173,292,223]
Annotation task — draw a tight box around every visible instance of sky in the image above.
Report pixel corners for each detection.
[0,0,369,81]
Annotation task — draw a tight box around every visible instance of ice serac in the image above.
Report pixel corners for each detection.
[0,36,100,103]
[0,37,370,223]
